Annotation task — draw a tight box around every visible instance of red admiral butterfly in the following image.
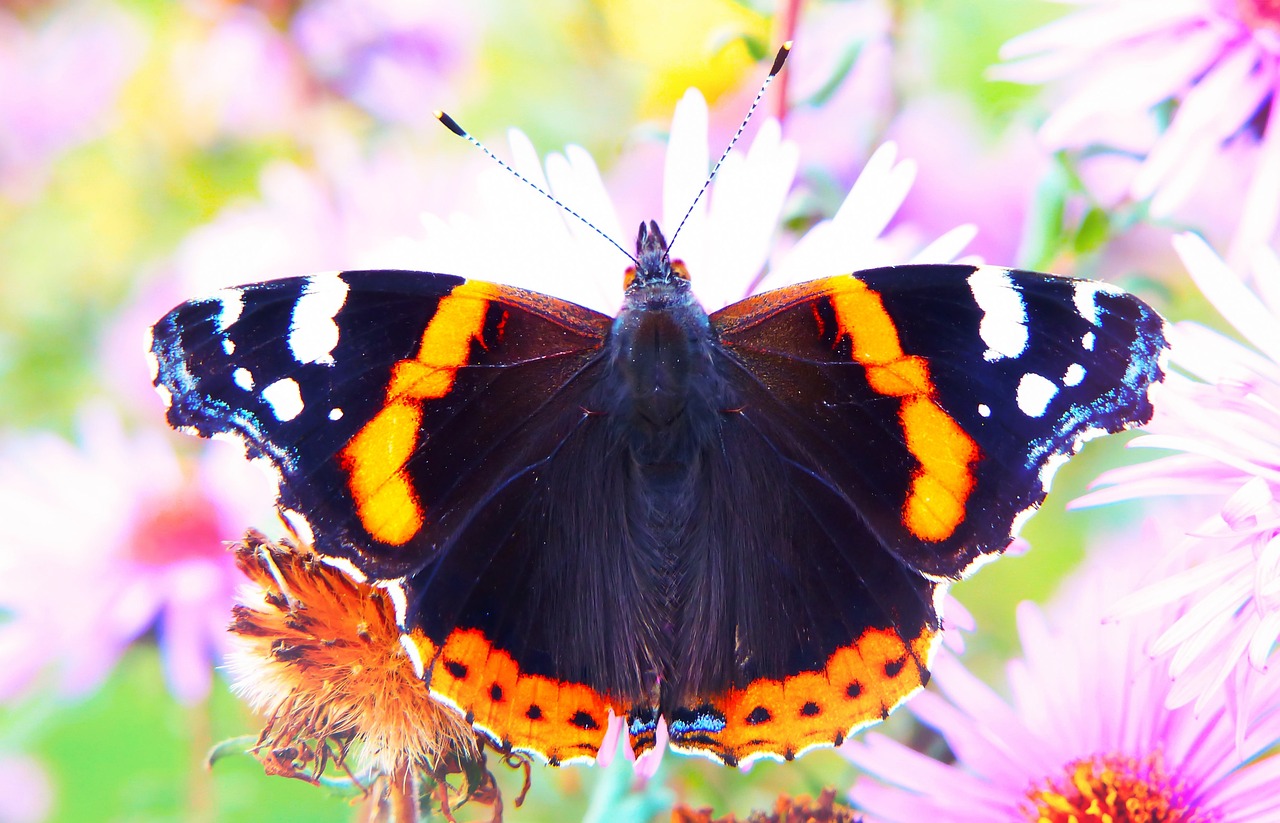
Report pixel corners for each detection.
[148,53,1167,769]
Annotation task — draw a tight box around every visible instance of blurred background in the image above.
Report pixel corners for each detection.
[0,0,1250,820]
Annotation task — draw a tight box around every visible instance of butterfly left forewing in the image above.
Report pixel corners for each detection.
[150,270,614,582]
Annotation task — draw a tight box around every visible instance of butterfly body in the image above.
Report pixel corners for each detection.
[150,220,1167,767]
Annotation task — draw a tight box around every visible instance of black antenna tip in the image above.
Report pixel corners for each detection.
[435,110,467,137]
[770,41,792,77]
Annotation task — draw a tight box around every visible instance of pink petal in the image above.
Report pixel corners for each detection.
[1132,41,1272,199]
[998,0,1205,61]
[1174,232,1280,363]
[1039,28,1228,148]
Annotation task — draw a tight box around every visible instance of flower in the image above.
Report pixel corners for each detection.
[171,84,975,319]
[0,410,273,704]
[226,531,499,813]
[996,0,1280,260]
[408,88,977,317]
[290,0,480,126]
[1076,232,1280,713]
[227,530,478,776]
[842,534,1280,822]
[0,3,143,199]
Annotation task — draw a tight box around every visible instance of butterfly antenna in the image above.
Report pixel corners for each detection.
[435,110,638,264]
[666,41,792,254]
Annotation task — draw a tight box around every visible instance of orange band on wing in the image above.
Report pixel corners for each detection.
[825,277,979,542]
[340,281,500,545]
[405,628,614,765]
[666,625,937,765]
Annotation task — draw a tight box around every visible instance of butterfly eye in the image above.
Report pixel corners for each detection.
[669,261,690,281]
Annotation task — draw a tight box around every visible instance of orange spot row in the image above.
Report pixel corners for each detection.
[824,277,979,542]
[408,628,614,765]
[339,282,499,545]
[684,626,936,764]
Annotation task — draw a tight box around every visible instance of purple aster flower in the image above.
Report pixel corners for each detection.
[843,535,1280,822]
[997,0,1280,261]
[0,3,143,199]
[0,411,274,704]
[1077,232,1280,713]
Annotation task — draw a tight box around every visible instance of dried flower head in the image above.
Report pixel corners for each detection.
[225,529,487,802]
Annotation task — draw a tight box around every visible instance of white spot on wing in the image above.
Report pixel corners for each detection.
[233,367,255,391]
[289,272,348,365]
[1072,281,1120,326]
[262,377,304,421]
[977,403,991,418]
[155,384,172,409]
[214,288,244,332]
[329,408,343,421]
[144,348,159,382]
[223,338,235,355]
[1016,373,1058,417]
[1082,331,1095,350]
[1063,363,1085,387]
[968,267,1028,362]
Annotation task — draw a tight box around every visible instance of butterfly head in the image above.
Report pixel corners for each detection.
[624,220,690,292]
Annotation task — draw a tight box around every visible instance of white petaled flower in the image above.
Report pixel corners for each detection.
[996,0,1280,258]
[408,88,977,316]
[1077,232,1280,714]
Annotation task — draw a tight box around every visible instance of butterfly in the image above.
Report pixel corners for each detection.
[149,212,1166,767]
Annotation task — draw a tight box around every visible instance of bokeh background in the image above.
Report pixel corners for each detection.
[0,0,1268,820]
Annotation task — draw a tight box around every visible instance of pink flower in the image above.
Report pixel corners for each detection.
[0,411,274,704]
[997,0,1280,261]
[843,536,1280,822]
[1077,232,1280,713]
[290,0,479,126]
[0,3,143,199]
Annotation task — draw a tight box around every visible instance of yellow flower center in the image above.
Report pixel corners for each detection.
[1023,754,1217,823]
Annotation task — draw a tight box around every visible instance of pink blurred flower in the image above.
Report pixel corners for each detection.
[1077,232,1280,712]
[0,755,51,823]
[290,0,480,126]
[0,3,143,199]
[885,95,1046,266]
[169,134,450,294]
[996,0,1280,261]
[843,539,1280,822]
[172,4,310,139]
[0,411,274,704]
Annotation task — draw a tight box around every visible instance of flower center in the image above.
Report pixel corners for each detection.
[1239,0,1280,31]
[1024,754,1216,823]
[130,490,226,565]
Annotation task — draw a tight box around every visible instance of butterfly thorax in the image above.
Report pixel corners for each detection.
[610,221,721,469]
